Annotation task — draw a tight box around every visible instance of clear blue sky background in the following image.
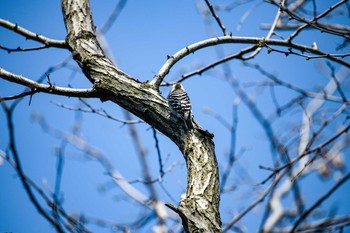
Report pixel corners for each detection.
[1,1,349,232]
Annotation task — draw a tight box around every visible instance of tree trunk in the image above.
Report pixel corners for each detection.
[61,0,222,231]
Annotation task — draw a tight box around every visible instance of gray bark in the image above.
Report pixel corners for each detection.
[61,0,222,232]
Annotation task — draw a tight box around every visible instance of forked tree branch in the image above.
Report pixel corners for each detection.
[150,36,350,87]
[2,1,349,232]
[1,102,65,233]
[61,0,222,231]
[267,0,350,40]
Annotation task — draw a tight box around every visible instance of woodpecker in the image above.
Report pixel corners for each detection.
[168,83,194,130]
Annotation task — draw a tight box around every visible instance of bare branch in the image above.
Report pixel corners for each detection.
[151,36,350,87]
[168,45,258,85]
[98,0,127,34]
[261,22,350,34]
[0,18,67,48]
[291,172,350,232]
[243,61,350,104]
[31,112,170,217]
[51,99,143,124]
[1,101,65,233]
[124,110,168,230]
[266,0,350,40]
[223,169,289,232]
[203,0,229,36]
[326,61,348,102]
[270,123,350,182]
[2,1,350,232]
[242,0,286,59]
[0,44,51,53]
[271,215,350,232]
[219,104,239,191]
[0,67,98,98]
[152,127,165,179]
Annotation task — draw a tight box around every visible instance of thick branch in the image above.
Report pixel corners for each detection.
[61,0,222,231]
[177,132,222,232]
[61,0,185,143]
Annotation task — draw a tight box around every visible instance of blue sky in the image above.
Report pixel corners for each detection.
[1,1,350,232]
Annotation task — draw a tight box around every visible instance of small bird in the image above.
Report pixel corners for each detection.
[168,83,194,130]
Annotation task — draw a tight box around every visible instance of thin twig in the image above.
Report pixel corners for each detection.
[51,99,142,124]
[291,172,350,232]
[152,127,165,178]
[1,101,65,233]
[203,0,229,36]
[223,169,289,232]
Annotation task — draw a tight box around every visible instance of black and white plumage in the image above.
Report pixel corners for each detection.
[168,83,194,129]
